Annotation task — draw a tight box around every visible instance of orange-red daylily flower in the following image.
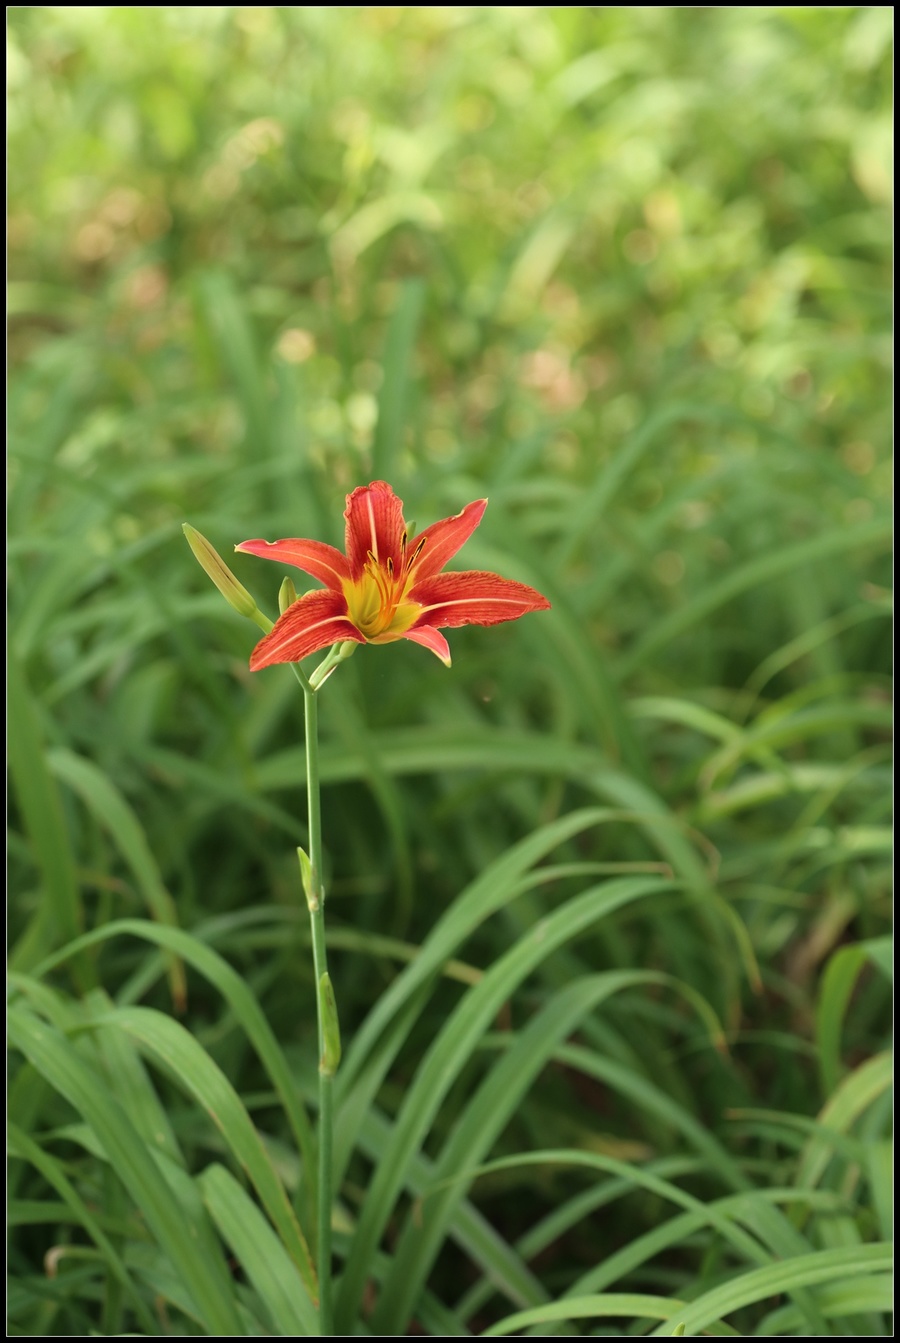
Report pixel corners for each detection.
[236,481,550,670]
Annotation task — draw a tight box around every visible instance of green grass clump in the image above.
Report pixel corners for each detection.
[8,7,891,1336]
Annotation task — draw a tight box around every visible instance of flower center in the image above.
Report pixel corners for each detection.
[343,553,421,642]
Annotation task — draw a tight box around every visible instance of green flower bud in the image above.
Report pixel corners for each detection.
[297,846,318,911]
[183,524,261,622]
[318,972,341,1076]
[279,576,298,615]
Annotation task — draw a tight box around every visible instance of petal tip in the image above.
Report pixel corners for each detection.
[402,625,452,665]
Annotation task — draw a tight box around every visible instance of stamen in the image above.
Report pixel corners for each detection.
[373,569,390,602]
[355,548,408,635]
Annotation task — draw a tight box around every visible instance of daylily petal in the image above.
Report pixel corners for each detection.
[235,538,350,591]
[409,498,488,582]
[411,570,551,628]
[344,481,406,580]
[248,589,364,671]
[401,625,452,666]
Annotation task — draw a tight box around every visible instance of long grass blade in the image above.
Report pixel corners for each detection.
[8,1005,243,1336]
[335,875,674,1331]
[199,1163,319,1335]
[650,1243,892,1336]
[86,1003,318,1300]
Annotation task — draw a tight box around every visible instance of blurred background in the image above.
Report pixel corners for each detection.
[8,7,893,1332]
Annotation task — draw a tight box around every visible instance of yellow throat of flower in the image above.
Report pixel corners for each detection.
[343,556,421,642]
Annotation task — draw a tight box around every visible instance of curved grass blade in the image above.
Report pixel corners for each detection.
[570,1187,848,1300]
[87,989,184,1169]
[739,598,891,720]
[334,874,675,1332]
[375,975,635,1334]
[795,1050,893,1193]
[420,1152,827,1305]
[484,1292,722,1338]
[7,1123,158,1334]
[87,1003,318,1302]
[333,807,621,1185]
[549,1041,747,1191]
[816,938,892,1095]
[286,1058,553,1320]
[8,1005,243,1336]
[29,918,317,1200]
[453,1155,703,1324]
[345,1101,552,1318]
[866,1140,893,1242]
[258,728,758,998]
[550,1042,832,1331]
[47,748,185,1007]
[699,701,892,792]
[649,1243,892,1336]
[8,655,86,984]
[144,744,308,841]
[617,515,891,679]
[375,970,726,1334]
[756,1274,893,1333]
[697,761,888,823]
[199,1163,319,1335]
[629,696,744,749]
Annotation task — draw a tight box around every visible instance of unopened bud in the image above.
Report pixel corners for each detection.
[319,972,341,1076]
[183,524,260,621]
[279,576,298,615]
[297,846,318,911]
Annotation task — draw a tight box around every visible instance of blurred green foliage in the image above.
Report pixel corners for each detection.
[8,7,892,1336]
[8,6,892,497]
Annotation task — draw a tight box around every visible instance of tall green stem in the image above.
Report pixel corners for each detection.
[303,683,335,1335]
[185,530,341,1327]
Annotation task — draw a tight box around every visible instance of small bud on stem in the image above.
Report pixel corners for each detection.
[319,972,341,1076]
[279,576,298,615]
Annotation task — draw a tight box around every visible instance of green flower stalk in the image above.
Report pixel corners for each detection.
[299,684,336,1334]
